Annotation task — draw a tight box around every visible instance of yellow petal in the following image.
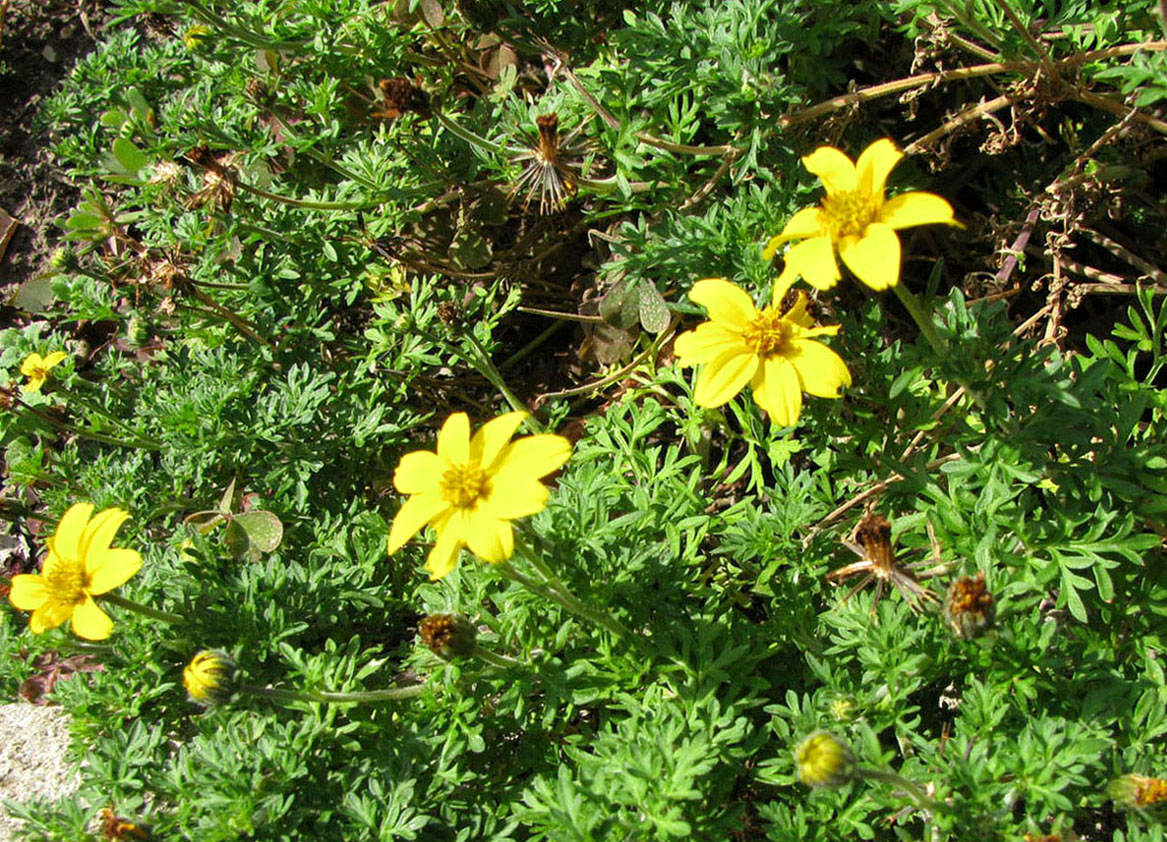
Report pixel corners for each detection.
[674,322,748,366]
[785,236,840,291]
[80,507,131,565]
[855,139,902,201]
[879,191,958,230]
[762,207,826,258]
[839,223,901,290]
[463,510,514,563]
[482,476,550,519]
[425,517,465,580]
[436,413,471,465]
[688,278,757,332]
[802,146,857,194]
[751,356,803,427]
[8,574,48,611]
[394,450,441,494]
[386,492,449,555]
[23,374,45,394]
[53,503,95,563]
[86,548,143,595]
[789,339,852,397]
[41,351,68,370]
[494,434,572,480]
[19,353,43,377]
[472,411,528,469]
[30,600,73,635]
[783,292,814,329]
[71,597,114,641]
[692,347,758,408]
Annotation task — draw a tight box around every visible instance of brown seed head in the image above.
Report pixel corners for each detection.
[376,77,432,120]
[944,572,995,639]
[419,613,477,659]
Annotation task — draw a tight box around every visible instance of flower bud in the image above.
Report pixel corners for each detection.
[944,572,995,640]
[183,650,238,706]
[794,730,856,789]
[418,613,477,660]
[1108,774,1167,810]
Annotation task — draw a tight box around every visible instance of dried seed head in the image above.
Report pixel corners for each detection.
[419,613,478,659]
[943,572,995,640]
[794,730,856,789]
[855,512,894,571]
[375,77,432,120]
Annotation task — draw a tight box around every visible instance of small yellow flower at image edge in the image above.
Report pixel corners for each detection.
[673,272,851,427]
[8,503,142,640]
[386,411,572,580]
[19,351,68,394]
[764,138,961,292]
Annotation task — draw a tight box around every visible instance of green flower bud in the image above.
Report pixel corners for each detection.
[183,650,238,706]
[794,730,856,789]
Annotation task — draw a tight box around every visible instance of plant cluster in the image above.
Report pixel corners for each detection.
[1,0,1166,840]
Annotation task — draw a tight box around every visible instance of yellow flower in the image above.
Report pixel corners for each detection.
[183,650,238,705]
[19,351,67,394]
[9,503,142,640]
[795,730,856,789]
[386,412,572,580]
[763,139,959,291]
[1109,774,1167,810]
[673,273,851,426]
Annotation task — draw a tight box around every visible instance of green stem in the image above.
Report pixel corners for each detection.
[505,542,634,642]
[856,766,936,811]
[892,283,949,358]
[17,401,162,451]
[470,643,524,669]
[460,331,537,427]
[180,1,308,51]
[434,111,507,156]
[244,683,426,705]
[236,181,385,211]
[98,592,185,625]
[54,387,163,447]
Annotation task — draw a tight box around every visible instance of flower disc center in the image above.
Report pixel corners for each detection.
[44,560,87,606]
[821,189,878,240]
[742,309,794,359]
[440,464,490,508]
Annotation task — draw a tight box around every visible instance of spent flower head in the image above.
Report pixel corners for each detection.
[944,571,995,639]
[9,503,142,640]
[386,411,572,580]
[183,650,239,705]
[673,272,851,427]
[763,139,959,291]
[419,613,478,659]
[1109,774,1167,811]
[795,730,856,789]
[19,351,68,394]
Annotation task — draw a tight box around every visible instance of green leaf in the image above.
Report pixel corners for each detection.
[112,138,148,175]
[234,511,284,553]
[638,282,670,334]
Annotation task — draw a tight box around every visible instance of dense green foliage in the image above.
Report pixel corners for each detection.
[2,0,1166,839]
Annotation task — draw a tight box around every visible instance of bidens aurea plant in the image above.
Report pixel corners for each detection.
[386,411,572,579]
[674,273,851,426]
[8,503,142,640]
[763,139,959,291]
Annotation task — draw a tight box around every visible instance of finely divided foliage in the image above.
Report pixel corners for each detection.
[1,0,1166,840]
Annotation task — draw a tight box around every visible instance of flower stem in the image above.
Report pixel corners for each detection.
[470,643,525,669]
[243,683,426,705]
[17,400,162,451]
[856,766,936,811]
[433,111,507,155]
[892,283,949,358]
[505,541,634,642]
[97,592,185,625]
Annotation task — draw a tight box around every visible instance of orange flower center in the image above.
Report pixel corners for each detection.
[440,464,490,508]
[1136,777,1167,808]
[742,308,794,359]
[821,189,878,240]
[44,559,88,606]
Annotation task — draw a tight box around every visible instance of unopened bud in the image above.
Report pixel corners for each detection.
[183,650,238,706]
[794,730,856,789]
[418,613,477,660]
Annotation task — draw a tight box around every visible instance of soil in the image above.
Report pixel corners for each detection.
[0,703,77,842]
[0,0,108,306]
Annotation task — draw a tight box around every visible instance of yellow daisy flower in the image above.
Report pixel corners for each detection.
[9,503,143,640]
[673,273,851,426]
[763,138,959,291]
[19,351,68,394]
[386,411,572,580]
